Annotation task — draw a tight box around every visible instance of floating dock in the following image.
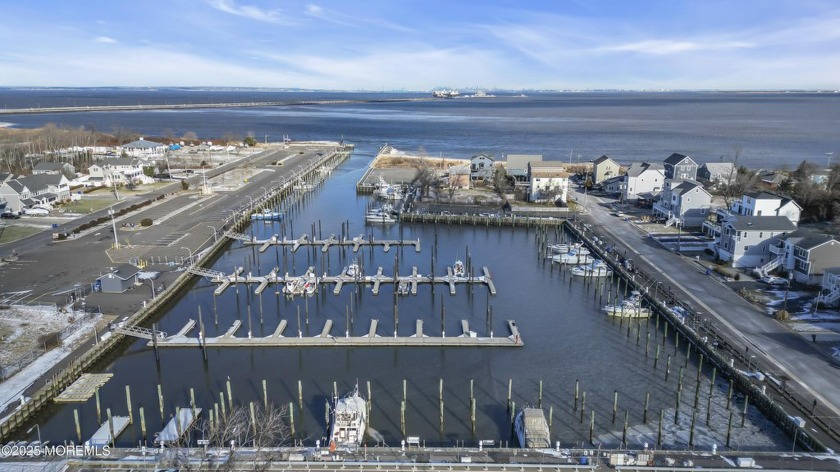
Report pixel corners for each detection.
[205,266,496,296]
[146,319,523,348]
[55,373,113,403]
[229,232,421,253]
[85,416,130,447]
[155,407,202,446]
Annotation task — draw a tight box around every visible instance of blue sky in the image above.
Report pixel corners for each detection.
[1,0,838,90]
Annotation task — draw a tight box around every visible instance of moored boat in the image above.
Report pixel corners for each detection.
[514,407,551,448]
[250,209,283,221]
[603,291,651,318]
[453,260,466,277]
[571,260,612,277]
[365,204,397,224]
[329,384,367,449]
[346,261,360,278]
[552,250,594,265]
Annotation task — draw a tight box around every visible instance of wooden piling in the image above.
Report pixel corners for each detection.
[622,410,629,446]
[74,409,82,443]
[95,387,102,423]
[589,410,595,444]
[470,397,476,436]
[250,402,257,437]
[125,385,133,424]
[741,395,749,427]
[538,380,543,408]
[139,407,146,441]
[643,392,650,424]
[439,378,444,434]
[157,384,164,422]
[107,408,115,446]
[226,379,233,411]
[574,379,579,411]
[654,345,660,369]
[297,380,302,411]
[366,380,372,426]
[727,380,733,410]
[401,400,406,437]
[220,391,226,419]
[612,390,618,424]
[658,409,663,448]
[666,355,671,381]
[580,392,586,423]
[689,409,697,447]
[675,389,682,424]
[507,378,512,411]
[289,402,295,437]
[726,411,733,447]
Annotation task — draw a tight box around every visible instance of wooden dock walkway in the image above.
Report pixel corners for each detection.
[231,233,421,253]
[147,318,523,348]
[400,213,567,227]
[85,416,130,447]
[55,373,113,403]
[208,266,497,296]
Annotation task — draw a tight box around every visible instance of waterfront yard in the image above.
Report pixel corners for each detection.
[0,224,41,245]
[58,197,116,215]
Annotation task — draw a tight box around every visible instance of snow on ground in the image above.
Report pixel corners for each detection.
[0,311,102,418]
[0,304,73,366]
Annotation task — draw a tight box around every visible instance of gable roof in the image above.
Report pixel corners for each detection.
[781,229,838,250]
[3,180,28,194]
[727,215,796,232]
[701,162,735,174]
[625,162,664,177]
[670,179,706,196]
[100,264,141,281]
[506,154,542,170]
[471,153,494,162]
[18,174,66,192]
[122,138,164,149]
[664,153,696,166]
[33,162,68,172]
[593,155,617,165]
[528,161,566,169]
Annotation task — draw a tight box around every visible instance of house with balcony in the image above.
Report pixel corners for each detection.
[714,215,796,268]
[731,191,801,226]
[621,162,664,202]
[663,153,698,180]
[121,138,166,158]
[817,268,840,307]
[592,155,619,184]
[776,229,840,285]
[652,179,712,228]
[470,154,495,184]
[528,162,569,204]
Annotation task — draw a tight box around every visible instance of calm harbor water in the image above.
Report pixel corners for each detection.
[29,146,787,449]
[2,89,839,169]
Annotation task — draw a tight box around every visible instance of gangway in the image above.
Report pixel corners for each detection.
[115,325,167,340]
[187,266,226,280]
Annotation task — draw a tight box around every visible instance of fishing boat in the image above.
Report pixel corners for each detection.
[548,243,570,254]
[365,205,397,224]
[329,384,367,449]
[373,177,403,201]
[603,291,651,318]
[514,407,551,449]
[283,278,305,296]
[303,272,317,295]
[397,280,409,296]
[571,260,612,277]
[453,260,466,277]
[552,250,594,265]
[250,209,283,221]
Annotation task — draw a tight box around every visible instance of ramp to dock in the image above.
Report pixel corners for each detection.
[273,320,287,337]
[155,408,202,446]
[367,320,379,338]
[85,416,130,447]
[223,320,242,338]
[175,320,196,337]
[320,320,333,338]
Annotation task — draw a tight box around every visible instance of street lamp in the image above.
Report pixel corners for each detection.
[748,355,756,372]
[108,207,120,249]
[27,424,41,445]
[147,278,156,298]
[207,225,218,242]
[260,186,268,199]
[181,246,194,265]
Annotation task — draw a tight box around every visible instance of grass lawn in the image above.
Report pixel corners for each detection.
[59,198,116,214]
[0,224,41,244]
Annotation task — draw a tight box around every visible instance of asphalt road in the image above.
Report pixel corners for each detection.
[574,188,840,434]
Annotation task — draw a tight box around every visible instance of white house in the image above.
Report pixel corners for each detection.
[121,138,166,158]
[697,162,736,187]
[730,192,801,226]
[0,174,70,213]
[592,155,620,184]
[528,162,569,204]
[714,215,796,268]
[88,158,148,186]
[652,179,712,227]
[622,162,665,202]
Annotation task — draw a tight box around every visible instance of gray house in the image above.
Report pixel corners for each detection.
[714,215,796,268]
[663,153,698,180]
[32,161,75,176]
[778,229,840,285]
[97,264,140,293]
[470,154,495,184]
[697,162,735,187]
[652,179,712,227]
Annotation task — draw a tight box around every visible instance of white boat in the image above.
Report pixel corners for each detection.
[571,260,612,277]
[250,209,283,221]
[329,384,367,449]
[283,278,305,296]
[548,242,588,255]
[346,261,360,278]
[397,280,409,296]
[365,206,397,224]
[453,260,465,277]
[552,250,594,265]
[373,177,403,201]
[603,291,651,318]
[303,272,317,295]
[514,407,551,449]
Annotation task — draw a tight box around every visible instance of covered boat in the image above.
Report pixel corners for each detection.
[329,384,367,448]
[514,407,551,449]
[603,291,651,318]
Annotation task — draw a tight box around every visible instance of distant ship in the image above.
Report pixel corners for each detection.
[432,89,460,98]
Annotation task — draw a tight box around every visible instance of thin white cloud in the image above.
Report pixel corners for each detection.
[597,39,754,55]
[94,36,117,44]
[206,0,287,24]
[304,3,413,33]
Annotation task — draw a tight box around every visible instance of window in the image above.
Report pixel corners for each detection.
[744,246,750,251]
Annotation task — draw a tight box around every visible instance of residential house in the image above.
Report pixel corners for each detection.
[0,174,70,213]
[663,153,698,180]
[714,215,796,268]
[96,264,141,293]
[731,192,801,226]
[470,154,495,184]
[0,180,34,214]
[817,268,840,307]
[88,158,146,186]
[697,162,735,187]
[622,162,665,202]
[32,161,75,176]
[602,175,625,196]
[528,162,569,204]
[121,138,166,158]
[759,170,787,190]
[505,154,542,182]
[652,179,712,227]
[447,165,471,189]
[773,229,840,285]
[592,155,619,184]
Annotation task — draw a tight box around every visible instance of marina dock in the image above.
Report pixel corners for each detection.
[228,232,421,253]
[155,407,202,446]
[85,416,130,447]
[205,266,497,296]
[145,318,523,348]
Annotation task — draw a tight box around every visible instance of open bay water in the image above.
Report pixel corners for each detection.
[1,89,839,169]
[29,143,788,449]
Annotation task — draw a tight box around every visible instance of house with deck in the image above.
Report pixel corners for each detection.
[528,162,569,204]
[663,153,698,180]
[621,162,664,202]
[714,215,796,268]
[121,138,166,158]
[652,179,712,227]
[592,155,619,184]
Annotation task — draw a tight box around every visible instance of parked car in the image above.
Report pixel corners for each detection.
[1,212,20,219]
[760,276,787,286]
[24,208,49,216]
